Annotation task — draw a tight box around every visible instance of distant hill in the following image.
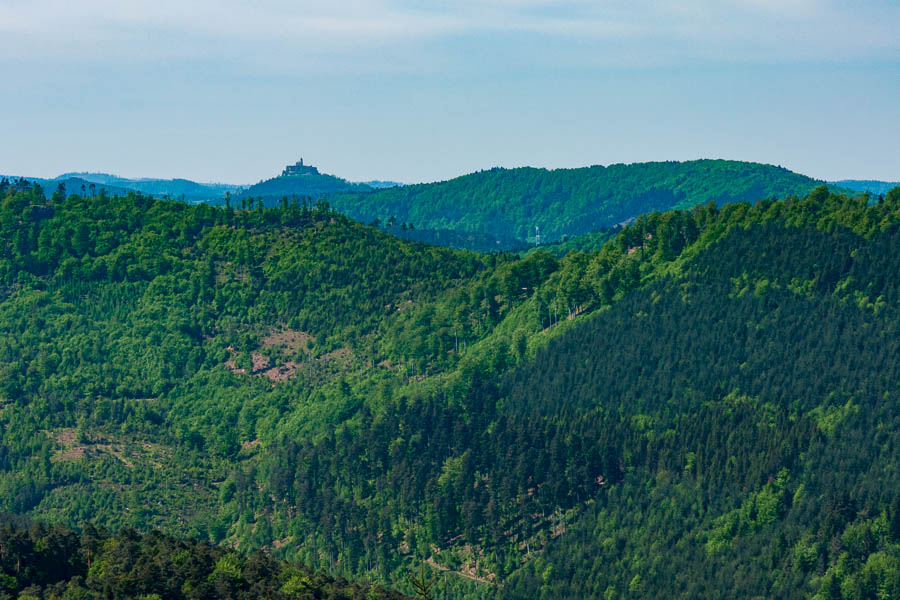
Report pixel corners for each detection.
[240,172,370,203]
[3,176,135,198]
[363,180,404,189]
[1,172,243,202]
[833,179,900,196]
[238,158,371,203]
[56,172,243,202]
[329,159,845,244]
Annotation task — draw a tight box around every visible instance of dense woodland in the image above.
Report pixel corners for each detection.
[329,160,837,244]
[0,514,407,600]
[1,174,899,599]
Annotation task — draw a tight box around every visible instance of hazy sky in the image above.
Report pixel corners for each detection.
[1,0,898,184]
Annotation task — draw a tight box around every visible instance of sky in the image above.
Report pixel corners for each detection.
[1,0,898,184]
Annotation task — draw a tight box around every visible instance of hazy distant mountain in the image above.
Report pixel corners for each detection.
[0,172,244,202]
[55,172,244,201]
[53,172,130,186]
[362,180,403,189]
[833,179,900,196]
[0,175,135,198]
[1,162,396,205]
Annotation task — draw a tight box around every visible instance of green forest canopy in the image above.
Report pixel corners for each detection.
[328,159,840,244]
[1,177,900,599]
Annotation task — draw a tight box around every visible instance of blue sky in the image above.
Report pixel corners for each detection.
[1,0,898,184]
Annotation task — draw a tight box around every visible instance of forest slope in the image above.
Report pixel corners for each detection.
[500,215,900,599]
[2,178,899,599]
[329,159,835,245]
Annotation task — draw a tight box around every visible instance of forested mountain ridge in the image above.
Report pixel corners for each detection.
[2,177,900,599]
[328,159,841,245]
[0,185,495,529]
